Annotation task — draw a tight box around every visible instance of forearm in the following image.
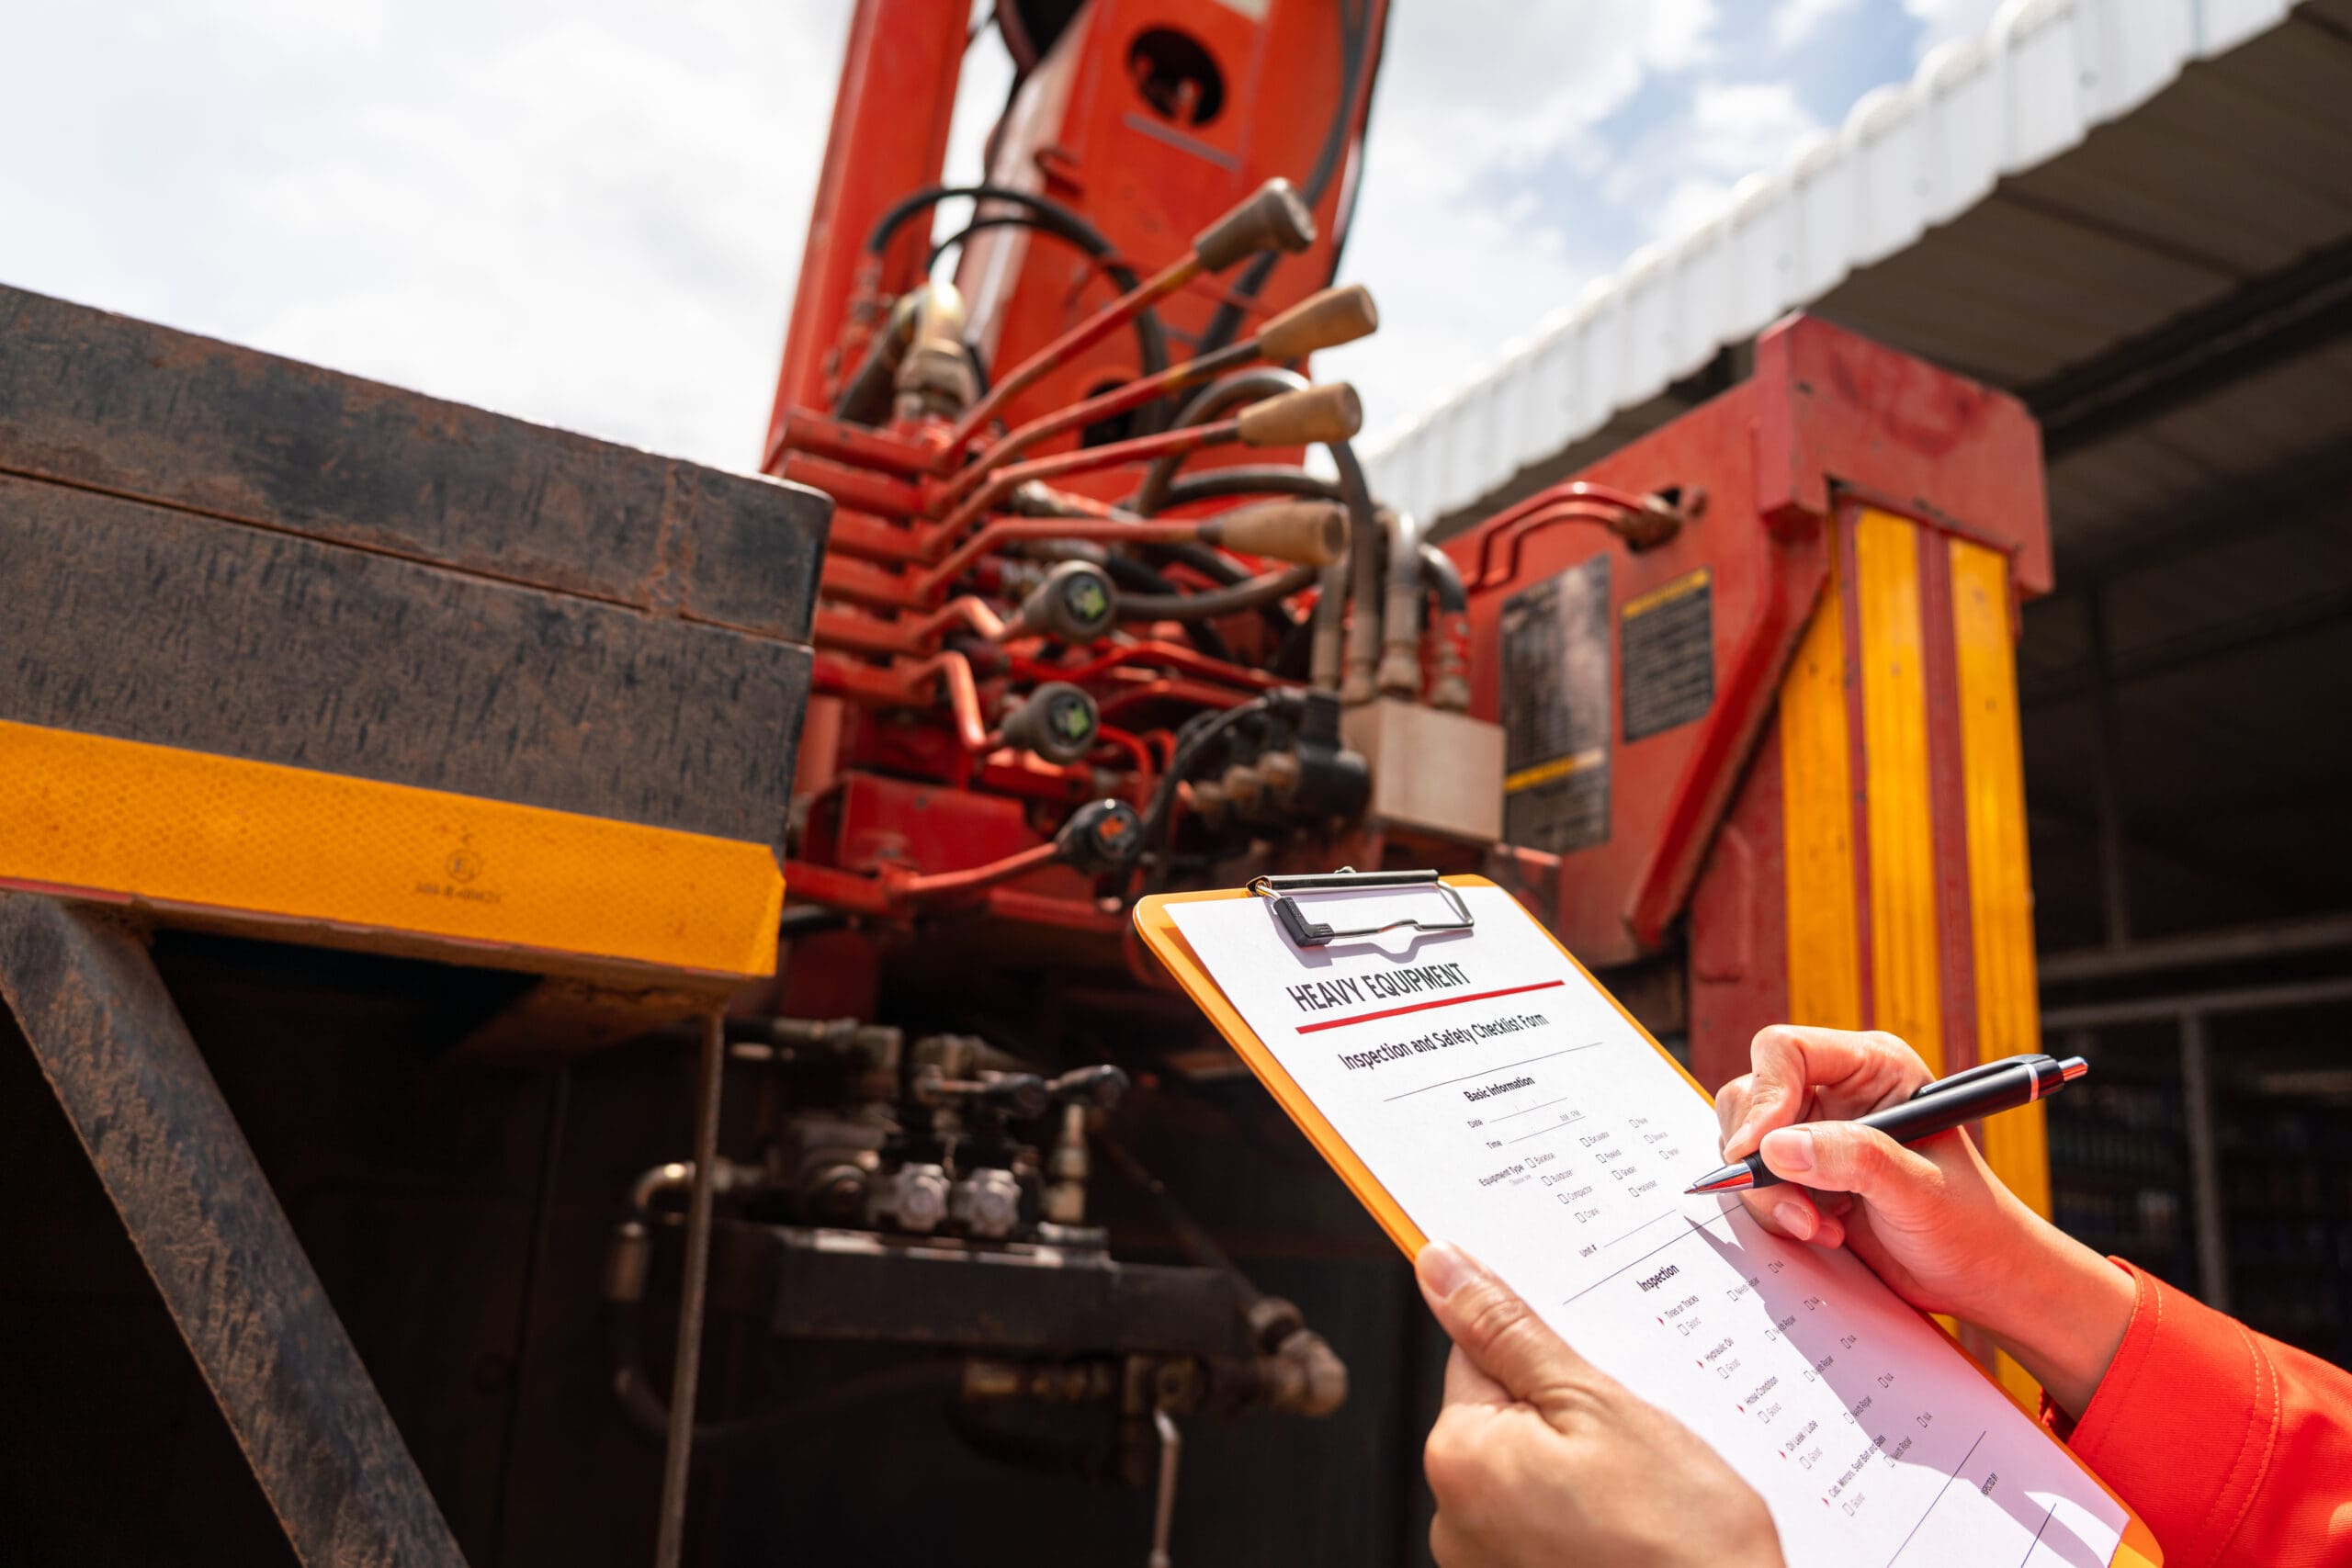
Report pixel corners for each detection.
[1965,1199,2136,1418]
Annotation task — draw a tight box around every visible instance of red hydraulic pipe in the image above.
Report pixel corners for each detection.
[811,649,991,750]
[922,420,1241,578]
[766,410,933,476]
[1028,639,1281,692]
[889,840,1062,898]
[948,254,1204,446]
[1465,481,1662,590]
[937,342,1256,507]
[1466,504,1635,593]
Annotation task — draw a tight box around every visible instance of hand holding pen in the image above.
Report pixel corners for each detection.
[1702,1026,2135,1418]
[1689,1050,2086,1194]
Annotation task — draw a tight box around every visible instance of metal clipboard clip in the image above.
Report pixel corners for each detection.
[1247,868,1475,950]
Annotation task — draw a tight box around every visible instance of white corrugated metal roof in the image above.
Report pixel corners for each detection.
[1362,0,2301,523]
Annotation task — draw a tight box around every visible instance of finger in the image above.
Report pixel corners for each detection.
[1715,1074,1755,1148]
[1441,1341,1510,1409]
[1418,1241,1600,1405]
[1738,1183,1822,1242]
[1725,1027,1934,1156]
[1758,1121,1947,1224]
[1429,1511,1471,1568]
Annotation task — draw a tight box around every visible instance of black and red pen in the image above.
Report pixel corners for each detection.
[1684,1052,2089,1195]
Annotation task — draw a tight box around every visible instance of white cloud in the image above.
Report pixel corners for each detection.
[1773,0,1866,51]
[1321,0,1724,447]
[1,0,1921,483]
[1603,80,1819,244]
[1,0,847,469]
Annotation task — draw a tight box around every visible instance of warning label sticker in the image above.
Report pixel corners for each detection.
[1499,554,1611,854]
[1620,568,1714,742]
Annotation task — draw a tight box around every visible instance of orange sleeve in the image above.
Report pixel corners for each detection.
[2041,1260,2352,1567]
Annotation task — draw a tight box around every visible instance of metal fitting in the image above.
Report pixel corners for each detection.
[950,1168,1023,1240]
[873,1162,952,1234]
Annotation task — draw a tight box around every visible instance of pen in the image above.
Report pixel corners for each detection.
[1683,1052,2088,1194]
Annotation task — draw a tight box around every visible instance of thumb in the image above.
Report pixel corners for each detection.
[1758,1121,1947,1218]
[1417,1241,1599,1408]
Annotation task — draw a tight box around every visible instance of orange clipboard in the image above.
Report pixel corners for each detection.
[1133,874,2161,1568]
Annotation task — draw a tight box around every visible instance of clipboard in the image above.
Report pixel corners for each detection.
[1134,872,2160,1568]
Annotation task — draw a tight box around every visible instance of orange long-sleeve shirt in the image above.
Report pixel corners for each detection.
[2044,1262,2352,1567]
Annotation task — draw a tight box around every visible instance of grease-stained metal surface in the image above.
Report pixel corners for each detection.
[0,894,468,1568]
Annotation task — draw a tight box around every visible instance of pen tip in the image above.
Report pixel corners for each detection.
[1684,1169,1756,1195]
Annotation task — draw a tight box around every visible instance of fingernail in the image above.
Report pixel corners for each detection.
[1773,1200,1815,1240]
[1762,1127,1815,1174]
[1419,1240,1478,1299]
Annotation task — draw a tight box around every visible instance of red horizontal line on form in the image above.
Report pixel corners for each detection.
[1295,978,1566,1035]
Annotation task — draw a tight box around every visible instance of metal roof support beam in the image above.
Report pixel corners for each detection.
[2041,972,2352,1031]
[2020,583,2352,708]
[2026,228,2352,459]
[2041,909,2352,984]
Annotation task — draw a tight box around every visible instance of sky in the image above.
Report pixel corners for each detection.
[1,0,2002,471]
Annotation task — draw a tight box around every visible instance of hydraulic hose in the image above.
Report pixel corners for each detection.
[1196,0,1377,354]
[1157,467,1343,509]
[1130,369,1309,517]
[1116,563,1317,622]
[860,183,1171,397]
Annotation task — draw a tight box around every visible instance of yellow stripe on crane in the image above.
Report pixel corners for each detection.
[0,719,783,979]
[1779,554,1861,1032]
[1854,509,1944,1076]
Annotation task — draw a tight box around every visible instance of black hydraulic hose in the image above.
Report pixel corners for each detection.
[926,212,1076,273]
[1102,553,1235,660]
[1101,553,1182,595]
[1419,541,1466,614]
[607,1302,963,1451]
[1116,563,1317,622]
[1332,436,1383,698]
[1139,539,1298,638]
[779,906,851,942]
[1136,691,1295,886]
[1196,0,1374,354]
[863,183,1170,385]
[1156,466,1343,509]
[1131,368,1309,516]
[1147,539,1248,586]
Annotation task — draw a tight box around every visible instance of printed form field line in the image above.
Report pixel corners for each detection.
[1600,1210,1682,1247]
[1564,1205,1742,1304]
[1383,1043,1606,1101]
[1503,1114,1588,1145]
[1488,1094,1577,1123]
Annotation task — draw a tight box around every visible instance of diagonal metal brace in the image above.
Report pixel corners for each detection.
[0,892,467,1568]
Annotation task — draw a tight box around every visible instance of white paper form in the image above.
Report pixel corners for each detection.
[1168,883,2127,1568]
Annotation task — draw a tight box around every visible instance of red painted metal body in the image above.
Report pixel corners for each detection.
[762,0,1385,936]
[956,0,1383,447]
[757,3,2052,1088]
[1450,314,2050,975]
[766,0,967,447]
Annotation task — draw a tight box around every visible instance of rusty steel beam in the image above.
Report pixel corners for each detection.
[0,892,466,1568]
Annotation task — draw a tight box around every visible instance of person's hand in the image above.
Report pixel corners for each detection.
[1713,1025,2031,1324]
[1713,1025,2133,1415]
[1415,1240,1784,1568]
